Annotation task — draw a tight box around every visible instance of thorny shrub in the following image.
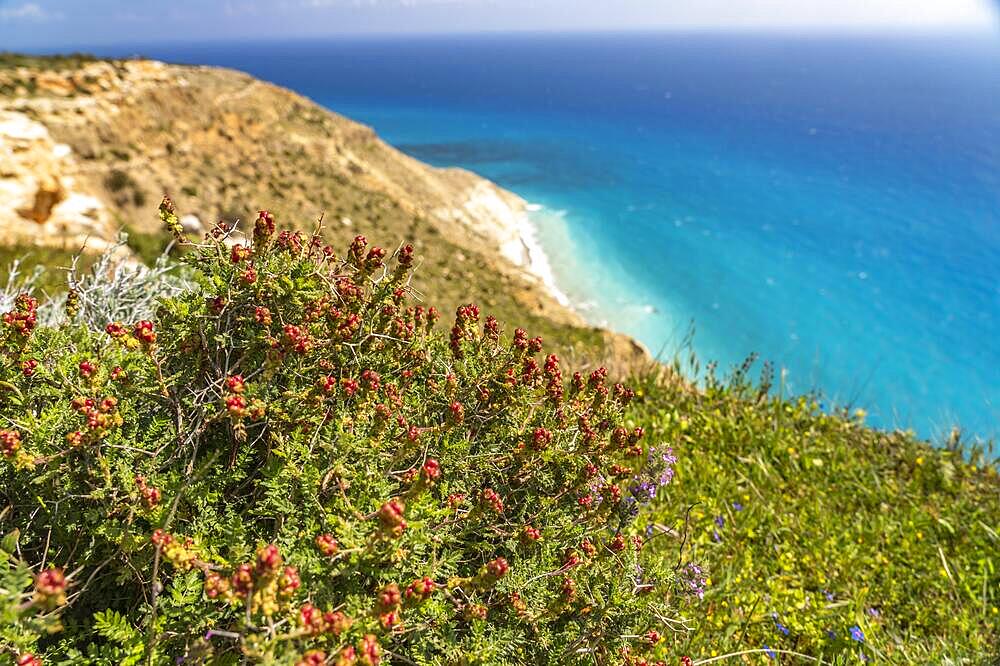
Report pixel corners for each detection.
[0,200,691,665]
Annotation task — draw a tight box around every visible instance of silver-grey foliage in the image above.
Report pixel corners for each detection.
[1,234,193,329]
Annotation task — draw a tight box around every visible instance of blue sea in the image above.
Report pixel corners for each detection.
[97,33,999,442]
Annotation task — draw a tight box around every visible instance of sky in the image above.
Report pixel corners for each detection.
[1,0,998,49]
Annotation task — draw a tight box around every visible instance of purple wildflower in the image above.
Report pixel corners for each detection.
[678,561,706,600]
[849,625,865,642]
[732,501,744,511]
[763,645,776,659]
[629,445,676,504]
[714,515,725,528]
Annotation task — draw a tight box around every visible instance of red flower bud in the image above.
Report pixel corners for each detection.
[226,375,245,393]
[230,244,252,264]
[315,533,339,557]
[485,557,509,579]
[226,394,248,418]
[378,498,407,536]
[0,430,22,457]
[336,646,357,666]
[359,634,381,666]
[480,488,504,514]
[296,650,327,666]
[34,567,67,605]
[253,210,275,246]
[448,401,464,424]
[377,583,401,610]
[405,576,436,601]
[255,543,283,576]
[531,427,552,451]
[134,320,156,345]
[421,458,441,481]
[105,322,127,338]
[20,358,38,376]
[254,306,272,326]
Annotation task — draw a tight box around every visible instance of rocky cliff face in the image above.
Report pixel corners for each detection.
[0,56,650,372]
[0,107,117,252]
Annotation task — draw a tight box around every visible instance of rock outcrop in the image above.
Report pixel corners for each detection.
[0,110,117,252]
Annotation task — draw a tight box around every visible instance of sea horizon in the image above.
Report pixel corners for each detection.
[53,32,1000,444]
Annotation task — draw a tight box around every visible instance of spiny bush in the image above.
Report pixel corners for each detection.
[0,200,692,665]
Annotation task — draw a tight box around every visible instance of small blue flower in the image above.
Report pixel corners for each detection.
[712,529,722,543]
[849,625,865,642]
[763,645,776,660]
[732,501,744,511]
[714,515,725,528]
[823,589,834,601]
[866,607,881,618]
[826,629,837,639]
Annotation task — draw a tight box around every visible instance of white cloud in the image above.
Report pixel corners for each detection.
[638,0,999,31]
[298,0,997,31]
[0,2,49,20]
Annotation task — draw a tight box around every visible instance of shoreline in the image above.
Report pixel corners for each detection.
[446,178,572,310]
[512,203,572,308]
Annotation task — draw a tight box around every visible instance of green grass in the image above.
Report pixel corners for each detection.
[630,364,999,662]
[0,245,88,296]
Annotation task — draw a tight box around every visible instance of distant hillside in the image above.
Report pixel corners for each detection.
[0,53,648,372]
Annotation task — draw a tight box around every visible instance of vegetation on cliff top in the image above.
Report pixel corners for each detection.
[2,203,998,665]
[0,203,687,665]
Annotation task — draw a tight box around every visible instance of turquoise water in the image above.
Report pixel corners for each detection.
[104,34,999,441]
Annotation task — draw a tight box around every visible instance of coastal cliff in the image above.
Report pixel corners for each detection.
[0,54,648,371]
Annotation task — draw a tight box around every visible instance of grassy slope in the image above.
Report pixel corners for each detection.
[629,366,999,662]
